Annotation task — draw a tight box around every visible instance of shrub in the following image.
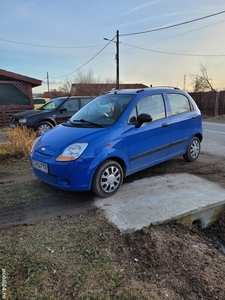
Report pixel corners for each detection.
[3,126,38,158]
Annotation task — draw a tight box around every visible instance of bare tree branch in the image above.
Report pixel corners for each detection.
[190,63,216,92]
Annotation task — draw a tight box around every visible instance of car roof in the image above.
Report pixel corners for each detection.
[104,87,181,96]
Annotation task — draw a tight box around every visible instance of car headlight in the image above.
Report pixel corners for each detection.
[56,143,88,161]
[19,118,27,123]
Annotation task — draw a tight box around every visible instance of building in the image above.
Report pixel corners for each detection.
[0,69,42,127]
[71,83,149,96]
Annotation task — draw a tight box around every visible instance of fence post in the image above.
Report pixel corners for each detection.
[215,92,219,116]
[2,106,7,127]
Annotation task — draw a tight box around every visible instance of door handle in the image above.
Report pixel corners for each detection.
[162,123,168,127]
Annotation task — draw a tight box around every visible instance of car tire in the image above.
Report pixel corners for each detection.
[38,122,54,135]
[92,160,124,197]
[183,136,201,162]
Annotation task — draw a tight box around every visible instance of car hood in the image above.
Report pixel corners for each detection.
[35,123,115,152]
[12,109,49,118]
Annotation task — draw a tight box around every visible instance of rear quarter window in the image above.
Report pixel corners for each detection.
[167,93,193,115]
[81,98,92,107]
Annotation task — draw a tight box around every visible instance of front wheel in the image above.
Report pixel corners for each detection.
[92,160,124,197]
[38,122,54,135]
[183,136,201,162]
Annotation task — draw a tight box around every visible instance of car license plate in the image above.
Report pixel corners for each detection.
[31,159,48,174]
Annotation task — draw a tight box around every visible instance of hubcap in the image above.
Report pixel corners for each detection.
[38,124,51,135]
[100,166,121,194]
[190,140,200,158]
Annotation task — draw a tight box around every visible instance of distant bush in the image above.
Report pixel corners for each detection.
[3,126,38,158]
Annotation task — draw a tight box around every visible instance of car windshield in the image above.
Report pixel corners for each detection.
[38,97,66,110]
[69,94,134,127]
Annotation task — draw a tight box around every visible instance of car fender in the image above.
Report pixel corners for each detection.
[84,144,129,189]
[34,117,57,129]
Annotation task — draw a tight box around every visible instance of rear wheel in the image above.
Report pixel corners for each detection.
[92,160,124,197]
[38,122,54,135]
[183,136,201,162]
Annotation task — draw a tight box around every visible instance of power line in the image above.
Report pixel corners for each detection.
[7,11,223,80]
[121,42,225,57]
[120,10,225,36]
[0,37,103,49]
[50,36,116,78]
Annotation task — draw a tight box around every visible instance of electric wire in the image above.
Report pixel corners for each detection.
[50,36,116,78]
[121,42,225,57]
[120,10,225,36]
[50,11,225,79]
[3,11,223,80]
[0,38,103,49]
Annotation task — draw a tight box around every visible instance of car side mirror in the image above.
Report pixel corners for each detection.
[135,113,152,128]
[60,107,67,113]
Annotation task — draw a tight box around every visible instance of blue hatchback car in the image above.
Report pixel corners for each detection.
[29,87,203,197]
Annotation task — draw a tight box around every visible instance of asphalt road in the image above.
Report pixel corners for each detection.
[202,121,225,158]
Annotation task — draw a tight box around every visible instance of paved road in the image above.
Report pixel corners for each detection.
[202,122,225,158]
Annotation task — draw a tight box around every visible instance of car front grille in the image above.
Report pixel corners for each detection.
[33,168,58,185]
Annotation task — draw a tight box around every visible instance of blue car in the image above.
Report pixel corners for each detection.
[29,87,203,197]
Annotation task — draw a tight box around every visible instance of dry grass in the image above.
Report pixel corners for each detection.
[3,126,38,158]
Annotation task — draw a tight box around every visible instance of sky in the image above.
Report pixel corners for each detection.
[1,0,225,94]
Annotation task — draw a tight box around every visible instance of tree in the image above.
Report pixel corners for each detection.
[190,63,216,92]
[58,71,116,96]
[190,63,219,116]
[71,71,116,96]
[59,78,72,95]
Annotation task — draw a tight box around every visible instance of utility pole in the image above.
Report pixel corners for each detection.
[104,30,120,89]
[47,72,50,93]
[116,30,119,89]
[183,74,186,91]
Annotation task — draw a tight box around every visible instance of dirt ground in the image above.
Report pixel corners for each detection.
[107,214,225,300]
[0,117,225,299]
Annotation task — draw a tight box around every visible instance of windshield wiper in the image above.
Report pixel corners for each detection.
[80,119,103,128]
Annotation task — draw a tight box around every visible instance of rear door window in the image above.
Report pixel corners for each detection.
[167,93,193,115]
[62,99,79,111]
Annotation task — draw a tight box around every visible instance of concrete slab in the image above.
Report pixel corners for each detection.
[94,173,225,231]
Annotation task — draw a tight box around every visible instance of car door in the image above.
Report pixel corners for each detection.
[167,92,199,156]
[55,98,80,124]
[125,93,171,172]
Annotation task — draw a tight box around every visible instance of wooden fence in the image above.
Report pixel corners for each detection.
[190,91,225,116]
[0,105,33,128]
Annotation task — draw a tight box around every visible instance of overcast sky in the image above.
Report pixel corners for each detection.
[1,0,225,94]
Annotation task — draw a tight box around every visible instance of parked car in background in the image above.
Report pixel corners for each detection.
[33,98,50,109]
[29,87,203,198]
[10,96,95,135]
